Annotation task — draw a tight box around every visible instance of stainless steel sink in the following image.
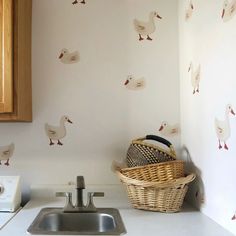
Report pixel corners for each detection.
[27,208,126,235]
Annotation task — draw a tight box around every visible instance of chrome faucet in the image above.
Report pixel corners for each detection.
[56,176,104,213]
[75,176,85,209]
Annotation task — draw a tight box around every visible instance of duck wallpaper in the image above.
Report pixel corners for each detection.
[188,62,201,95]
[45,115,73,146]
[0,0,180,191]
[215,104,235,150]
[58,48,80,64]
[124,75,146,90]
[185,0,194,21]
[0,0,236,235]
[133,11,162,41]
[72,0,86,5]
[221,0,236,22]
[0,143,14,166]
[179,0,236,233]
[158,121,180,137]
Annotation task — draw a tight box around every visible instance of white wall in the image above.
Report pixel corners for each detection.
[179,0,236,235]
[0,0,180,201]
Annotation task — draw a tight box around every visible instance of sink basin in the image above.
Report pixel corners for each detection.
[27,208,126,235]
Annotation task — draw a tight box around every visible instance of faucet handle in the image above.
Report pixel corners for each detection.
[56,192,74,211]
[86,192,104,212]
[91,192,105,197]
[56,192,72,197]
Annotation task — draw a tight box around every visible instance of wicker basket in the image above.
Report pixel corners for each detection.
[120,160,185,182]
[126,135,176,167]
[117,170,196,212]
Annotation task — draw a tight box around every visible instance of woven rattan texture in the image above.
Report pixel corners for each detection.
[125,184,188,212]
[121,160,185,182]
[126,142,175,167]
[117,163,196,213]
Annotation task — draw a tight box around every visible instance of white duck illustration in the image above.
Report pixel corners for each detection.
[185,0,194,21]
[124,75,146,90]
[72,0,85,4]
[215,104,235,150]
[222,0,236,22]
[45,116,73,146]
[188,63,201,94]
[0,143,14,166]
[59,48,80,64]
[158,121,180,137]
[133,11,162,41]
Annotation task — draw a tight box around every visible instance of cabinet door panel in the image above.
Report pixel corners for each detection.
[0,0,13,113]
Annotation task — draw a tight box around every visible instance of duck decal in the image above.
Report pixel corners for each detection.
[222,0,236,22]
[158,121,180,137]
[133,11,162,41]
[0,143,14,166]
[72,0,85,5]
[45,116,73,146]
[185,0,194,21]
[188,62,201,94]
[124,75,146,90]
[59,48,80,64]
[215,104,235,150]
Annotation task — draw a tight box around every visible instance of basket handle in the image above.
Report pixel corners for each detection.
[145,135,172,148]
[136,135,176,157]
[165,173,196,187]
[116,171,196,189]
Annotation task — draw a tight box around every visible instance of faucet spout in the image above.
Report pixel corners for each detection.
[76,176,85,189]
[76,176,85,208]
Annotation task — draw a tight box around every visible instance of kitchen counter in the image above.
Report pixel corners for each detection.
[0,208,21,230]
[0,184,234,236]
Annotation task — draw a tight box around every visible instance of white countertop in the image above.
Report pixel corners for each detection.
[0,209,21,230]
[0,184,234,236]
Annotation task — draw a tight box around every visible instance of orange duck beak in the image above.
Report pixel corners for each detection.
[124,80,129,85]
[59,53,63,59]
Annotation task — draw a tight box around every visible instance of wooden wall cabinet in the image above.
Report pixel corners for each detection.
[0,0,32,121]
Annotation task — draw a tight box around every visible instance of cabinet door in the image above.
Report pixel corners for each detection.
[0,0,13,113]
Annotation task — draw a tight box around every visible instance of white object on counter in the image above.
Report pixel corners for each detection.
[0,176,21,212]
